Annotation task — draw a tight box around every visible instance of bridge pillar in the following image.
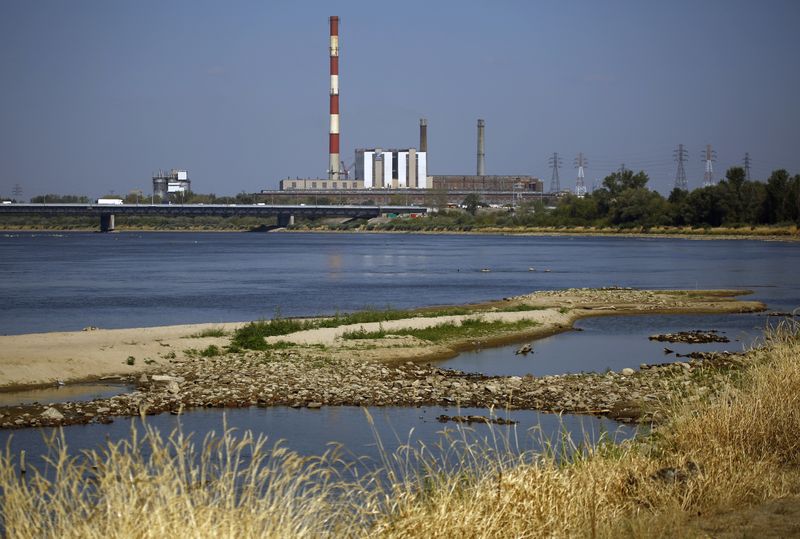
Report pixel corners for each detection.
[277,214,294,227]
[100,213,115,232]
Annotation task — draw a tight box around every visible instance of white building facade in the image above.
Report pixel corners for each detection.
[354,149,428,189]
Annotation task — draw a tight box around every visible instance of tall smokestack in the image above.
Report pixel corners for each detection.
[477,119,485,175]
[329,16,340,180]
[419,118,427,153]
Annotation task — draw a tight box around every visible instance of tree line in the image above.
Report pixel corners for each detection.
[549,167,799,228]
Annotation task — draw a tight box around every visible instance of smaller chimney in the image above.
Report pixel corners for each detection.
[419,118,428,153]
[477,119,485,175]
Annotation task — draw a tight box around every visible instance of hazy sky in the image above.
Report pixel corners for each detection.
[1,0,799,198]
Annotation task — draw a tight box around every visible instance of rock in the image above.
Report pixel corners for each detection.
[515,344,533,355]
[621,368,635,376]
[166,381,180,394]
[41,407,64,421]
[649,331,729,344]
[152,375,185,383]
[507,376,523,387]
[139,374,149,383]
[306,402,323,409]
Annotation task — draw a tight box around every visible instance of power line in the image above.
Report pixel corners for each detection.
[574,153,587,196]
[673,144,688,190]
[548,152,563,193]
[702,144,717,187]
[743,152,752,181]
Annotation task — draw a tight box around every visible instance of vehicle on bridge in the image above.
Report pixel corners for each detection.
[96,198,124,205]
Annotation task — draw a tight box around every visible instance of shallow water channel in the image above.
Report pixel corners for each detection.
[0,405,635,476]
[434,311,770,377]
[0,382,132,407]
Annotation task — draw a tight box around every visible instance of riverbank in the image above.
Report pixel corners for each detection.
[3,223,800,241]
[0,288,765,428]
[292,223,800,242]
[2,320,798,537]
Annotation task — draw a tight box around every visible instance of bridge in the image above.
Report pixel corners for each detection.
[0,203,427,231]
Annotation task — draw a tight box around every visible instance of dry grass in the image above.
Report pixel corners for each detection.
[372,321,800,538]
[2,323,800,537]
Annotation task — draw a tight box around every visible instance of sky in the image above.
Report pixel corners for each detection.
[1,0,799,198]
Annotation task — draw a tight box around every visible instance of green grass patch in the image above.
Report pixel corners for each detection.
[230,304,549,351]
[341,318,539,343]
[186,327,228,338]
[200,345,222,357]
[495,304,548,313]
[230,319,311,350]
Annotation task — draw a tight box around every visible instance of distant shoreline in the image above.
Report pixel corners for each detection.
[2,225,798,242]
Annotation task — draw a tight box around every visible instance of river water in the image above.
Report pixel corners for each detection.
[0,232,798,465]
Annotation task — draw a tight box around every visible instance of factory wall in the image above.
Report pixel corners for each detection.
[279,179,363,190]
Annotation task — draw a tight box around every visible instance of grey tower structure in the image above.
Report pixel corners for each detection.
[548,152,563,193]
[476,119,485,175]
[673,144,688,190]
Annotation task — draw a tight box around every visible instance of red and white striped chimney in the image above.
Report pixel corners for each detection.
[328,16,340,180]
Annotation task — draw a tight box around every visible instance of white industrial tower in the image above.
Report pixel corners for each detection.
[574,153,587,196]
[702,144,717,187]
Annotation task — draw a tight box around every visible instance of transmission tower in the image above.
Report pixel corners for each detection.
[618,163,629,174]
[702,144,717,187]
[673,144,688,190]
[11,184,23,200]
[548,152,563,193]
[743,152,752,181]
[574,153,587,196]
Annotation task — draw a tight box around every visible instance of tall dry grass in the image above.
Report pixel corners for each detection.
[1,322,799,538]
[372,320,800,538]
[0,423,381,538]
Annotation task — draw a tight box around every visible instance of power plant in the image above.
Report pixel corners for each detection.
[272,16,544,203]
[152,169,190,200]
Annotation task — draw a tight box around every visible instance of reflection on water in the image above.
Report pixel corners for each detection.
[435,312,769,377]
[0,382,132,407]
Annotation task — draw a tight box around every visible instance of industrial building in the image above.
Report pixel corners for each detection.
[266,17,546,205]
[354,148,428,188]
[279,178,363,190]
[431,175,542,192]
[153,169,190,200]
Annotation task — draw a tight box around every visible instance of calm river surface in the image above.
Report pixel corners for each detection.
[0,232,797,463]
[1,232,797,335]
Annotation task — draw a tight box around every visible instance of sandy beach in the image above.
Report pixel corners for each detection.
[0,288,765,389]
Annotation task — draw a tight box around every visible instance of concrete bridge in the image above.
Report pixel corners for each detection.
[0,203,427,231]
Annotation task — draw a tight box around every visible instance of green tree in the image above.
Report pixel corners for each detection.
[462,193,481,216]
[30,194,90,203]
[551,194,600,225]
[683,186,726,227]
[601,170,649,196]
[609,189,670,227]
[763,169,791,223]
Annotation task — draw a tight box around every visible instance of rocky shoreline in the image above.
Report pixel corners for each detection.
[0,288,767,430]
[0,347,753,429]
